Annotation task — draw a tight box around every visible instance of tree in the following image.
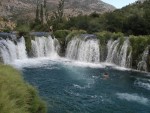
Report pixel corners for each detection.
[53,0,65,22]
[40,4,44,24]
[35,0,40,23]
[35,4,40,23]
[124,15,147,35]
[43,0,47,24]
[44,0,47,8]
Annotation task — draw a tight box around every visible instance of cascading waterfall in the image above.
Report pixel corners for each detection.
[0,40,14,64]
[106,39,132,68]
[119,39,131,67]
[126,51,132,68]
[31,36,60,58]
[0,33,148,72]
[16,37,27,59]
[106,39,120,64]
[0,37,27,64]
[65,37,80,60]
[66,35,132,67]
[137,47,149,71]
[66,35,100,63]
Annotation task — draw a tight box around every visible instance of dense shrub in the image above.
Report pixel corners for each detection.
[129,35,150,68]
[54,30,71,39]
[16,24,30,35]
[95,31,124,45]
[62,0,150,35]
[24,34,33,57]
[53,30,71,56]
[66,30,87,42]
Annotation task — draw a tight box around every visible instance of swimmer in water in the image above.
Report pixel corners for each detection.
[103,72,109,80]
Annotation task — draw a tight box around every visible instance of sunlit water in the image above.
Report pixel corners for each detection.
[13,58,150,113]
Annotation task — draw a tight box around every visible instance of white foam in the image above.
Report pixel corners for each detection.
[99,62,131,71]
[10,56,148,75]
[136,82,150,90]
[73,84,91,89]
[11,57,59,69]
[116,93,149,105]
[134,78,150,90]
[64,60,106,68]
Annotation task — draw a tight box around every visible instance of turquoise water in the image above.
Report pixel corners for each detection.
[18,59,150,113]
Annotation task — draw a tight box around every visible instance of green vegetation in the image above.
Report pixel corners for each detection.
[15,0,150,36]
[0,64,47,113]
[54,30,70,39]
[64,14,100,33]
[63,0,150,35]
[53,0,65,23]
[95,31,124,45]
[54,30,70,56]
[95,32,150,70]
[24,34,34,57]
[15,24,33,57]
[95,31,125,61]
[15,25,30,36]
[129,35,150,69]
[66,30,87,42]
[54,0,150,35]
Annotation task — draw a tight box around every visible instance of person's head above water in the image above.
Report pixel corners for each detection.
[104,72,108,75]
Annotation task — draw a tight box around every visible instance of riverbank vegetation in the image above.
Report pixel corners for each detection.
[0,64,47,113]
[1,0,149,38]
[62,0,150,36]
[10,0,150,36]
[0,0,149,38]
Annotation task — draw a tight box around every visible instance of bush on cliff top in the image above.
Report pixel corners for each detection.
[66,30,87,42]
[95,31,124,45]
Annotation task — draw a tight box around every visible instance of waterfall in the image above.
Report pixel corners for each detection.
[0,32,148,72]
[0,37,27,64]
[66,35,100,63]
[65,37,80,60]
[126,51,132,68]
[16,37,27,59]
[137,47,149,71]
[31,36,60,58]
[106,39,131,68]
[106,39,120,64]
[119,39,131,67]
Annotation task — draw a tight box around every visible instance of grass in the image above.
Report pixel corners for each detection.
[0,64,47,113]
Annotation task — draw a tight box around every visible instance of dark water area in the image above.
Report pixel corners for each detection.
[0,32,49,40]
[21,60,150,113]
[30,32,49,37]
[0,32,16,40]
